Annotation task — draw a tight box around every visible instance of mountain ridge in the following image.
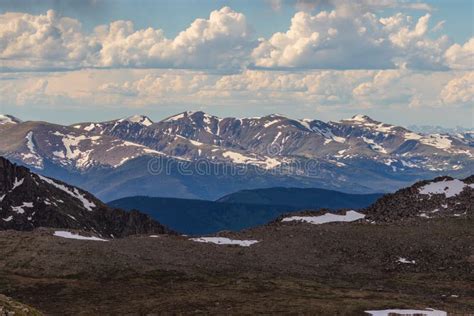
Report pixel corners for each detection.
[1,111,472,200]
[108,188,382,234]
[0,156,172,237]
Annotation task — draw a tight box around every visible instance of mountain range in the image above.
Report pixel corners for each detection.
[0,112,472,201]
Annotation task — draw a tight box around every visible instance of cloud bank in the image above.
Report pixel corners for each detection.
[1,5,472,72]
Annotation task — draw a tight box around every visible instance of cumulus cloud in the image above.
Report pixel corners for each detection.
[444,38,474,70]
[0,7,253,72]
[252,10,451,70]
[0,5,470,72]
[0,10,99,70]
[95,7,252,70]
[440,72,474,106]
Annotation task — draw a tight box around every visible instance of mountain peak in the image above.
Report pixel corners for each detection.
[0,114,22,125]
[123,115,153,126]
[349,114,374,122]
[163,111,220,123]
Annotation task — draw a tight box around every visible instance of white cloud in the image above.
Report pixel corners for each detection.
[440,72,474,106]
[0,10,99,70]
[252,10,451,70]
[0,6,471,72]
[95,7,252,70]
[444,38,474,70]
[0,7,252,72]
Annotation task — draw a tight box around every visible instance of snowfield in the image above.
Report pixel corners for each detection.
[419,179,473,198]
[53,231,108,241]
[365,308,446,316]
[190,237,259,247]
[282,210,365,225]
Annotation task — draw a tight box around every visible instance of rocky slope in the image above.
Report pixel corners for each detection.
[365,176,473,222]
[1,112,472,200]
[273,175,473,226]
[0,157,171,237]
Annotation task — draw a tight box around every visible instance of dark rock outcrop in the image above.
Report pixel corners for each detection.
[0,157,172,237]
[364,176,473,222]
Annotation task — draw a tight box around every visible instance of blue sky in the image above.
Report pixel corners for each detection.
[1,0,472,41]
[0,0,473,126]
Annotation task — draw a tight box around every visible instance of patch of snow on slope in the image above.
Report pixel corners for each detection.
[164,113,185,122]
[420,134,452,150]
[54,231,108,241]
[361,137,387,154]
[22,131,44,169]
[263,119,281,128]
[222,151,281,169]
[365,308,446,316]
[397,257,416,264]
[2,216,13,222]
[419,179,473,198]
[404,132,422,140]
[222,151,255,164]
[190,237,259,247]
[83,123,96,131]
[282,210,365,225]
[38,175,96,211]
[11,202,33,214]
[11,177,24,191]
[189,139,204,146]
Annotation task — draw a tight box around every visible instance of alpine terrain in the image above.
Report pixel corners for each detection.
[0,157,171,237]
[0,112,472,201]
[0,175,472,314]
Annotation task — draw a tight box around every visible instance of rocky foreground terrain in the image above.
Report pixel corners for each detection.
[0,173,472,314]
[0,218,472,314]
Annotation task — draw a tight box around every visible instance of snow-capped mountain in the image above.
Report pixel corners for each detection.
[0,112,472,200]
[0,157,171,237]
[0,120,168,171]
[70,111,474,171]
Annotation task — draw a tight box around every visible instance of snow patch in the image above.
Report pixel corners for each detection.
[164,113,185,122]
[263,119,281,128]
[282,210,365,225]
[420,134,452,150]
[419,179,473,198]
[397,257,416,264]
[365,308,446,316]
[362,137,387,154]
[54,231,108,241]
[11,177,24,191]
[22,131,44,169]
[38,175,96,211]
[11,202,33,214]
[190,237,259,247]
